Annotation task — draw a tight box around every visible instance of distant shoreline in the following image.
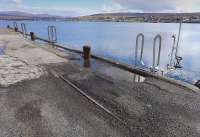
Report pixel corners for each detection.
[1,11,200,23]
[1,19,199,24]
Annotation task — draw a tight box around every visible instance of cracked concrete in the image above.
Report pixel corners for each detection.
[0,29,67,87]
[0,55,45,87]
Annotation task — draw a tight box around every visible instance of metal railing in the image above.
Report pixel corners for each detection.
[21,23,27,38]
[167,34,183,70]
[168,35,176,69]
[48,26,57,46]
[13,22,18,31]
[135,33,144,67]
[152,34,162,73]
[134,33,163,80]
[13,22,18,28]
[134,33,145,82]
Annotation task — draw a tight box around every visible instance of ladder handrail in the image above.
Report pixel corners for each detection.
[21,23,27,38]
[134,33,144,82]
[13,22,18,29]
[135,33,144,67]
[169,35,176,67]
[152,34,162,71]
[48,26,57,44]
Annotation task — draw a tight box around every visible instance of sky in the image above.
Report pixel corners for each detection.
[0,0,200,16]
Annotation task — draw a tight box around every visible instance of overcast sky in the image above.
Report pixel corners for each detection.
[0,0,200,16]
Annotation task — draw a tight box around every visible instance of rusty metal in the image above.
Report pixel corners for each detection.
[83,46,91,68]
[58,74,133,133]
[30,32,35,41]
[83,46,91,60]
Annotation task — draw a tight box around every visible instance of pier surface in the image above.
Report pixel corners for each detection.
[0,28,200,137]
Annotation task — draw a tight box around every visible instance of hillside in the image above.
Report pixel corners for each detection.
[77,12,200,23]
[0,11,68,21]
[1,11,200,23]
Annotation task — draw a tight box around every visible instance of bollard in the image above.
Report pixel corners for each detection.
[195,80,200,89]
[30,32,35,41]
[83,46,91,60]
[83,46,91,68]
[14,27,18,32]
[84,60,91,68]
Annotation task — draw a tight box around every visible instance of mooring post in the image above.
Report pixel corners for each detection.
[83,46,91,60]
[30,32,35,41]
[83,45,91,68]
[195,80,200,89]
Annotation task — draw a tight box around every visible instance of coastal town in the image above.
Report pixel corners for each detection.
[1,11,200,23]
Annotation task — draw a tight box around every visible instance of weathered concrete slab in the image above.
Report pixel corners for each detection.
[0,29,67,87]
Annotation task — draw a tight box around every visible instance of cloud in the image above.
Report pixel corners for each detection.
[0,0,96,16]
[112,0,200,12]
[1,0,200,16]
[1,0,23,5]
[11,0,23,4]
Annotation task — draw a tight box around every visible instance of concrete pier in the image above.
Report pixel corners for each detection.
[0,28,200,137]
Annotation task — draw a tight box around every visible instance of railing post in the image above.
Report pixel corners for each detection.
[13,22,18,32]
[135,33,144,67]
[48,26,57,48]
[14,27,18,32]
[30,32,35,41]
[83,46,91,68]
[21,23,27,38]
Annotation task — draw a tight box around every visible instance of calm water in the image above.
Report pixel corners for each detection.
[1,20,200,83]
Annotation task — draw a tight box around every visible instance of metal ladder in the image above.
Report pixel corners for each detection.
[13,22,18,30]
[167,19,183,70]
[168,35,177,69]
[21,23,27,38]
[151,34,162,73]
[134,33,163,79]
[167,34,183,70]
[135,33,145,67]
[133,33,144,82]
[48,26,57,47]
